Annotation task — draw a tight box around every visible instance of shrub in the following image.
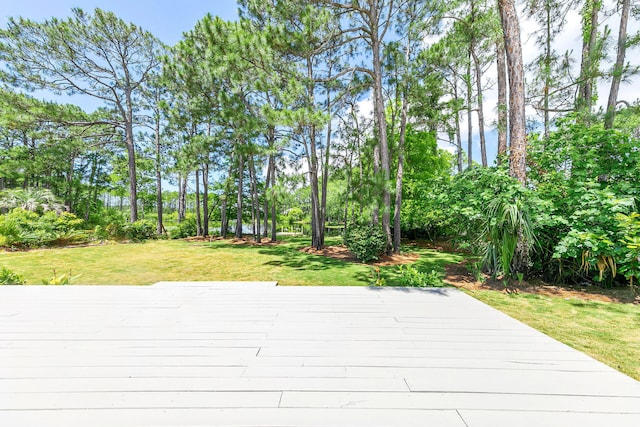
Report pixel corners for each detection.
[104,221,125,239]
[123,220,156,241]
[0,208,86,247]
[49,211,84,232]
[172,217,197,239]
[397,265,443,287]
[345,224,388,263]
[0,212,22,246]
[0,266,26,285]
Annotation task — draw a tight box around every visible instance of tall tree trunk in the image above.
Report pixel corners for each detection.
[221,161,233,238]
[84,155,97,222]
[263,169,269,239]
[499,0,528,276]
[270,154,277,242]
[393,39,411,253]
[344,151,353,242]
[451,68,464,172]
[605,0,630,129]
[308,128,322,249]
[372,143,380,225]
[372,28,392,253]
[455,119,463,173]
[249,166,255,239]
[321,91,332,249]
[499,0,527,185]
[65,156,74,212]
[470,42,487,167]
[124,90,138,223]
[393,84,408,253]
[466,59,473,168]
[367,1,393,253]
[220,196,228,238]
[263,143,274,239]
[235,151,244,239]
[92,166,100,211]
[202,165,209,236]
[248,154,260,243]
[263,154,273,239]
[496,40,508,161]
[155,122,163,235]
[195,169,202,236]
[577,0,601,115]
[358,134,364,217]
[178,173,187,223]
[305,57,323,249]
[543,1,552,138]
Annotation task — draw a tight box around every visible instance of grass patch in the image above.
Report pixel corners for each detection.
[468,289,640,380]
[0,236,463,286]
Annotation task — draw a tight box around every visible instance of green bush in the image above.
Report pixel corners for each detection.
[93,211,156,241]
[172,217,197,239]
[0,266,26,285]
[49,211,85,232]
[104,221,125,239]
[123,220,156,241]
[345,224,388,263]
[0,208,87,247]
[397,265,443,287]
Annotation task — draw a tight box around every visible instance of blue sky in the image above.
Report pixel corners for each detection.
[1,0,239,45]
[1,1,241,114]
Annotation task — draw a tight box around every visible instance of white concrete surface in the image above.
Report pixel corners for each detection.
[0,282,639,426]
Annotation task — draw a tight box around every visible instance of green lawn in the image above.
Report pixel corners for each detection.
[0,236,462,286]
[469,290,640,380]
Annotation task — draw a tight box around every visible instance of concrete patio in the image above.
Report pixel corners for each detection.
[1,282,639,426]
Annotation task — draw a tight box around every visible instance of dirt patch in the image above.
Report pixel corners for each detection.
[300,245,419,266]
[445,262,640,304]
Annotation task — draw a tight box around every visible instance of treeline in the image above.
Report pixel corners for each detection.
[1,1,639,286]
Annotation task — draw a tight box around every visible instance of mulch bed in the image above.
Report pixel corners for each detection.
[444,262,640,304]
[300,245,419,266]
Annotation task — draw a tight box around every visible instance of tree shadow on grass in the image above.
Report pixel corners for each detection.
[201,238,462,286]
[205,240,353,272]
[257,244,352,271]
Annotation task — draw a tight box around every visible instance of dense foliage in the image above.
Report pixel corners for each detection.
[396,265,443,287]
[0,209,86,247]
[345,224,388,263]
[409,119,640,288]
[171,217,198,239]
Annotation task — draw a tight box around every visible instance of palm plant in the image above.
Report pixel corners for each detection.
[482,196,535,281]
[0,188,65,214]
